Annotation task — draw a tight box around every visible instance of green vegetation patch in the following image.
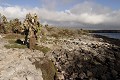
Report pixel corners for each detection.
[5,39,50,53]
[33,58,57,80]
[8,40,16,44]
[4,43,27,49]
[4,34,25,39]
[77,29,89,35]
[49,28,89,39]
[34,45,51,53]
[4,39,27,49]
[40,36,48,43]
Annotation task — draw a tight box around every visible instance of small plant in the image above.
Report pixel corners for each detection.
[4,34,25,39]
[51,33,59,39]
[8,40,16,44]
[40,36,48,43]
[4,39,27,49]
[33,58,57,80]
[5,37,50,53]
[57,29,75,38]
[77,29,89,35]
[4,43,27,49]
[34,45,51,53]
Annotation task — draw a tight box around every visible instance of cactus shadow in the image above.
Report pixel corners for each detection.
[15,39,29,48]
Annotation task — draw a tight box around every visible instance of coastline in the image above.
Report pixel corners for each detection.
[93,34,120,47]
[48,34,120,79]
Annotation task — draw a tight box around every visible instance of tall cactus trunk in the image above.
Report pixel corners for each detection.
[29,35,36,50]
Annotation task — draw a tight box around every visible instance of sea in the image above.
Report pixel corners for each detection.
[94,33,120,40]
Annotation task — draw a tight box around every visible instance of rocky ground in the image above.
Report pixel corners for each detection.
[0,36,44,80]
[46,34,120,80]
[0,34,120,80]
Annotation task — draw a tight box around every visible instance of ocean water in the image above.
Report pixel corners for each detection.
[95,33,120,39]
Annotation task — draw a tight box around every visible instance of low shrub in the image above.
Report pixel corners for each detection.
[4,34,25,39]
[4,43,27,49]
[33,58,57,80]
[34,45,51,53]
[8,40,16,44]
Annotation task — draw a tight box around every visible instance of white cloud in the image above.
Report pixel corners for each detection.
[79,13,106,24]
[0,1,120,29]
[0,6,40,20]
[41,0,57,10]
[70,1,112,15]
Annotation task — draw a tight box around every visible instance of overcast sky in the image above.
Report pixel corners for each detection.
[0,0,120,30]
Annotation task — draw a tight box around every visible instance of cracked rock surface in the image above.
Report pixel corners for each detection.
[0,37,44,80]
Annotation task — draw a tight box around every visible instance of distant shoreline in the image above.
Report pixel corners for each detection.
[93,34,120,47]
[89,30,120,33]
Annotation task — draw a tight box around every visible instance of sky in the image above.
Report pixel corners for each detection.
[0,0,120,30]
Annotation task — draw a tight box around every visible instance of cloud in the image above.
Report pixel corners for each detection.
[38,9,107,24]
[0,1,120,29]
[41,0,75,10]
[0,6,40,20]
[70,1,112,14]
[41,0,57,10]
